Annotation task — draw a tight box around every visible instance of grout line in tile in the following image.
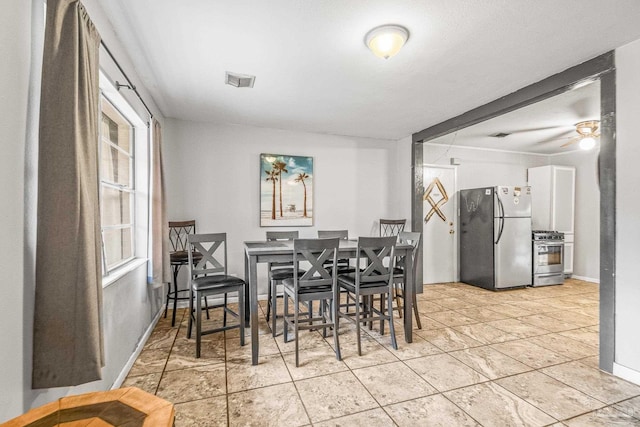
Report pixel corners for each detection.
[134,281,613,426]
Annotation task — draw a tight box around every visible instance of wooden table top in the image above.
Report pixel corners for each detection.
[4,387,174,427]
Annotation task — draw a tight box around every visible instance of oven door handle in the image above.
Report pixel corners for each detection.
[535,242,564,247]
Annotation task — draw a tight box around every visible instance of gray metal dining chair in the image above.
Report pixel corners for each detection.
[186,233,245,358]
[338,236,398,355]
[317,230,354,274]
[379,219,406,237]
[166,220,205,327]
[265,231,303,337]
[283,238,341,367]
[392,231,422,329]
[317,229,349,239]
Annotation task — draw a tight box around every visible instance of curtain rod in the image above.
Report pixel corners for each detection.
[100,40,154,120]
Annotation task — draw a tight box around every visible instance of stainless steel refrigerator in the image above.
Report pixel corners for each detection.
[459,186,532,290]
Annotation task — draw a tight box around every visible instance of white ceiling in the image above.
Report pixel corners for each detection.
[99,0,640,142]
[428,80,601,155]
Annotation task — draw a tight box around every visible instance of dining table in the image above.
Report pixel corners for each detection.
[243,238,416,365]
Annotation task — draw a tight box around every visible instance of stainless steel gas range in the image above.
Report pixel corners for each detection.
[532,230,565,286]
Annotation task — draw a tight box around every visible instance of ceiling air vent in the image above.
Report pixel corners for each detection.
[225,71,256,88]
[490,132,511,138]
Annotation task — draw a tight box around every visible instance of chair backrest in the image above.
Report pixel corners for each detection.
[380,219,406,237]
[293,238,339,291]
[356,236,397,286]
[169,220,197,252]
[266,231,298,268]
[187,233,228,277]
[266,230,299,241]
[317,230,348,239]
[398,231,421,276]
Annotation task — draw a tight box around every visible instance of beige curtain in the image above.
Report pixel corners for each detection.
[33,0,104,388]
[150,119,171,286]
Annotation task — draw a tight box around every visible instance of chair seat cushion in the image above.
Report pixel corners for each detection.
[269,268,306,280]
[393,266,405,276]
[336,265,357,274]
[170,250,203,264]
[282,279,333,294]
[338,273,389,291]
[193,274,245,291]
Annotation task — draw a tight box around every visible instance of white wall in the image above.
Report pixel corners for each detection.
[423,144,549,189]
[0,0,31,421]
[163,119,397,295]
[411,140,600,282]
[393,136,414,225]
[614,38,640,380]
[0,1,166,421]
[550,150,600,281]
[421,144,548,282]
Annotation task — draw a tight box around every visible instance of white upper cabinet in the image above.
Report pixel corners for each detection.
[551,167,576,233]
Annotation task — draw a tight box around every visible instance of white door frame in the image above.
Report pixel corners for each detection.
[423,164,458,284]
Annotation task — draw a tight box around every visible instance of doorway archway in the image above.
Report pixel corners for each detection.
[411,51,615,373]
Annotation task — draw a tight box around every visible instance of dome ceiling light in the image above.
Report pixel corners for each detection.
[563,120,600,150]
[365,24,410,59]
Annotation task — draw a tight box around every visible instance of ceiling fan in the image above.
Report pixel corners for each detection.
[488,120,600,151]
[559,120,600,150]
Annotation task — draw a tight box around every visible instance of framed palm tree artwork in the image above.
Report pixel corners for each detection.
[260,153,313,226]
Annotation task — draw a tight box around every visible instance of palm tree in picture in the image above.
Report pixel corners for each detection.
[265,169,278,220]
[295,172,309,217]
[272,160,288,217]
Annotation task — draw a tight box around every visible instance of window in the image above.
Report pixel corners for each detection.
[98,70,149,281]
[100,96,135,272]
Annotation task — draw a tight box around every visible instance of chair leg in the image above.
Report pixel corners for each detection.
[387,290,398,350]
[294,295,300,367]
[333,296,341,361]
[394,282,403,318]
[171,265,180,327]
[283,290,289,343]
[223,294,228,326]
[266,277,273,322]
[271,279,278,337]
[355,294,362,356]
[321,300,327,337]
[239,286,245,346]
[195,290,202,358]
[380,293,385,335]
[187,285,193,339]
[413,291,422,329]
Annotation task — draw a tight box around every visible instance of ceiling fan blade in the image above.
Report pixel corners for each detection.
[560,137,580,148]
[506,125,571,134]
[535,130,575,144]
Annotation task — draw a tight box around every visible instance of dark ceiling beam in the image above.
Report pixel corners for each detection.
[412,51,614,143]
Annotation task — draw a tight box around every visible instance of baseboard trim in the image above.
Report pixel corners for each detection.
[571,275,600,284]
[613,362,640,386]
[110,308,163,390]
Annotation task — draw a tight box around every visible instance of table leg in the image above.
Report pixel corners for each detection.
[244,250,259,365]
[244,252,250,326]
[403,249,413,343]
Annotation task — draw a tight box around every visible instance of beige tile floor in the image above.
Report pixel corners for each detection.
[123,279,640,426]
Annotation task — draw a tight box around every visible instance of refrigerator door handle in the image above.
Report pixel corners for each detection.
[495,216,505,244]
[495,195,505,244]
